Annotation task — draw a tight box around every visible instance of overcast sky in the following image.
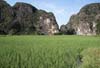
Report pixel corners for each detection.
[6,0,100,26]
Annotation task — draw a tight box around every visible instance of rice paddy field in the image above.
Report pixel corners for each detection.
[0,35,100,68]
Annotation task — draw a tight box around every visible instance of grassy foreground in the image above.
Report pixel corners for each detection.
[0,35,100,68]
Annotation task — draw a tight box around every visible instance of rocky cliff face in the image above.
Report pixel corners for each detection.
[0,0,14,34]
[10,2,37,35]
[34,10,59,35]
[60,3,100,35]
[0,1,59,35]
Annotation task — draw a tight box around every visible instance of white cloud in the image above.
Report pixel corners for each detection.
[34,1,66,15]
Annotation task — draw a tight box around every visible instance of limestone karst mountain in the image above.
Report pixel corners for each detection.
[1,0,100,35]
[0,0,59,35]
[60,3,100,35]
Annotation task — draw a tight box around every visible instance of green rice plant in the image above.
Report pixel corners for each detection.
[80,48,100,68]
[0,35,100,68]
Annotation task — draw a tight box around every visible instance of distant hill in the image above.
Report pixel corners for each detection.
[0,0,59,35]
[60,3,100,35]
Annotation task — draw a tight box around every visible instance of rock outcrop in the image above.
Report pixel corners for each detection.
[0,0,59,35]
[0,0,14,34]
[60,3,100,35]
[10,2,37,35]
[34,10,59,35]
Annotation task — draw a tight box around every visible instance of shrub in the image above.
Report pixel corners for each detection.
[80,48,100,68]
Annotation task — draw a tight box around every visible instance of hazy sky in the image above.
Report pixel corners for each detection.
[6,0,100,26]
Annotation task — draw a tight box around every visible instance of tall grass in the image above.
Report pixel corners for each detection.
[0,35,100,68]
